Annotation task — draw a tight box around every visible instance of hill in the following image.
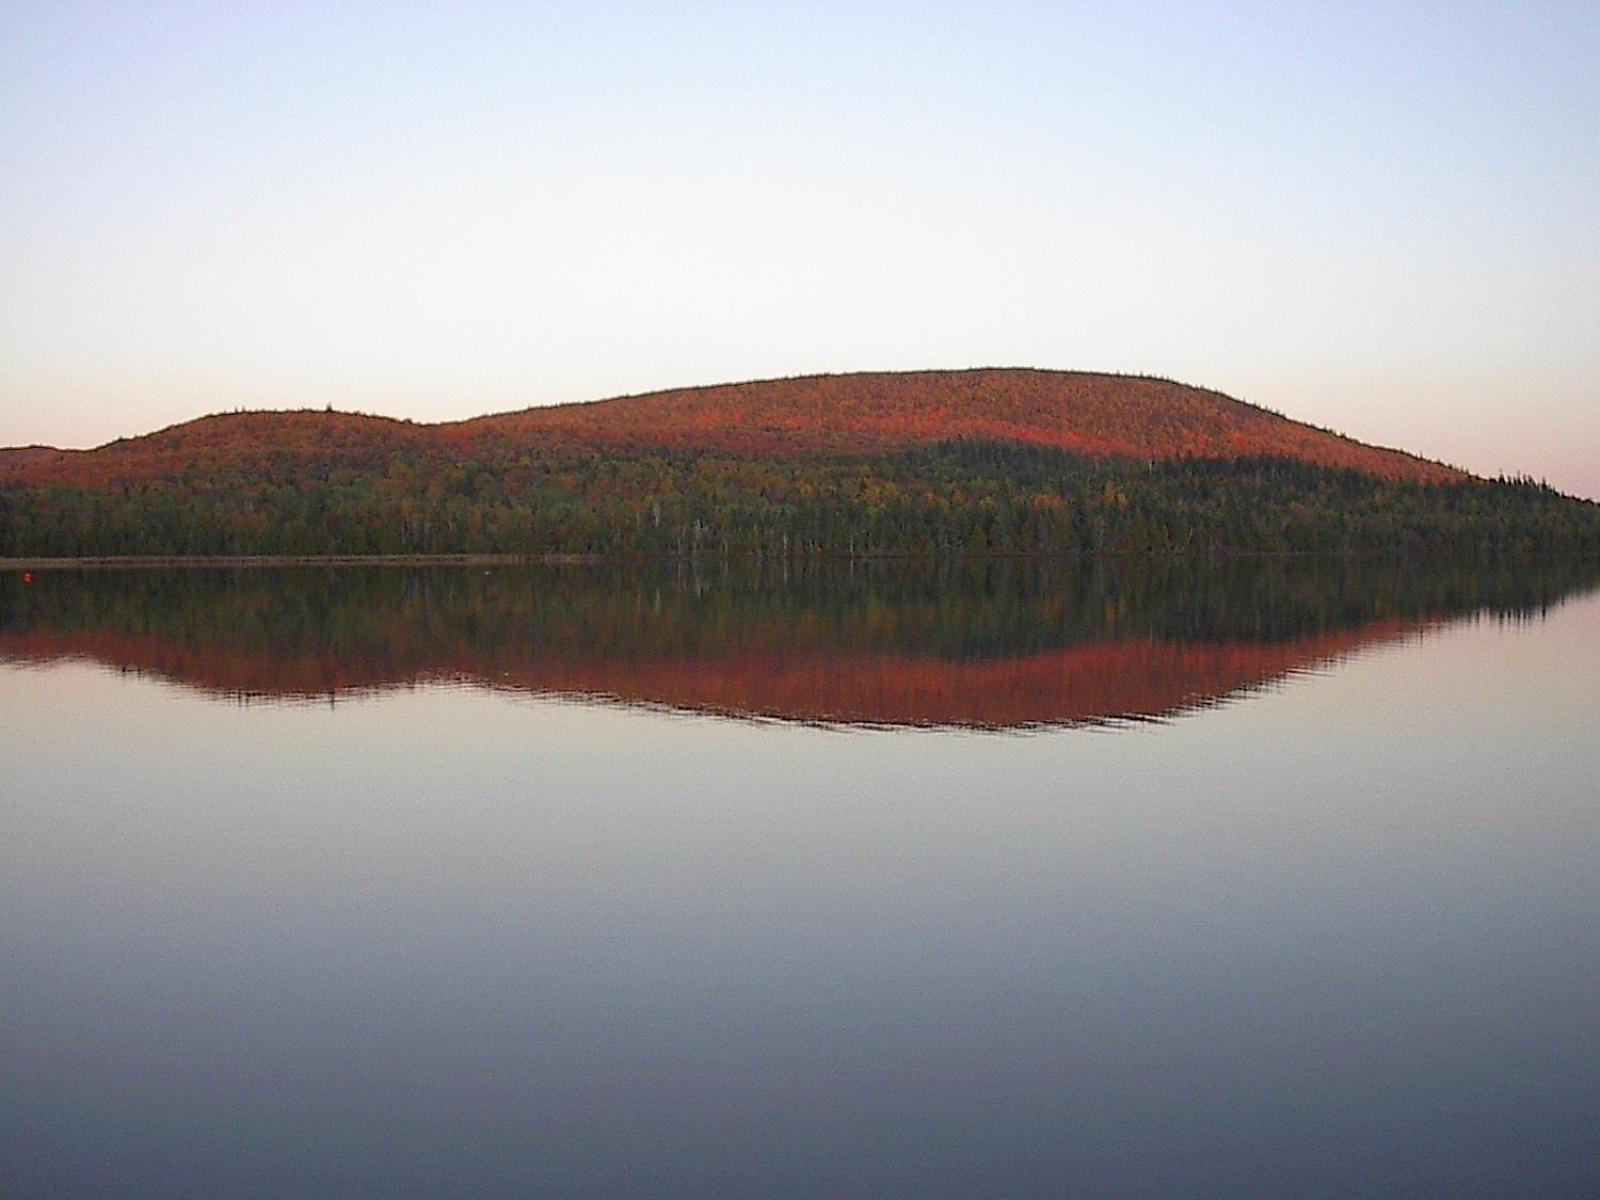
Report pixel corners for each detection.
[3,369,1596,559]
[2,412,432,492]
[2,370,1462,491]
[464,370,1465,483]
[0,446,64,470]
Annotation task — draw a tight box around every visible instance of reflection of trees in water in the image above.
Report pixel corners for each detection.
[3,558,1596,728]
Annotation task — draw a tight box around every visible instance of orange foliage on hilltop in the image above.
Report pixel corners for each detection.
[470,370,1463,483]
[3,370,1465,491]
[2,412,432,491]
[0,447,61,469]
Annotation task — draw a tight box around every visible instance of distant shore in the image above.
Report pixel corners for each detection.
[1,554,602,571]
[8,549,1599,574]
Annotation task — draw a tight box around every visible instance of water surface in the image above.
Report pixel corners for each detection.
[3,560,1597,1196]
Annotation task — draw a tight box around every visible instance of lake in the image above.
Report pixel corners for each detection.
[3,559,1598,1197]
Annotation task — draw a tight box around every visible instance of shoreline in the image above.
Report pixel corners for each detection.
[0,553,599,571]
[5,548,1596,572]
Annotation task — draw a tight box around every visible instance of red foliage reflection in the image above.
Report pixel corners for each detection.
[0,621,1428,729]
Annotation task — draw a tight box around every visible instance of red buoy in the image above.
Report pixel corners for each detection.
[21,572,33,584]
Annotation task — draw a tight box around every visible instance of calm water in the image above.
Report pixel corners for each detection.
[3,560,1598,1197]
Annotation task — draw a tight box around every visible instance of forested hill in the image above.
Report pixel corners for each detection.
[3,369,1597,558]
[0,446,62,470]
[4,370,1460,491]
[465,371,1465,482]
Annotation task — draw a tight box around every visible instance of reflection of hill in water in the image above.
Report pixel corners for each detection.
[3,559,1595,729]
[0,623,1431,727]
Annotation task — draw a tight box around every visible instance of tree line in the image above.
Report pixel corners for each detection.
[3,441,1597,559]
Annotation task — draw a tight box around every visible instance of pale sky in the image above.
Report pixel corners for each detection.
[3,1,1597,497]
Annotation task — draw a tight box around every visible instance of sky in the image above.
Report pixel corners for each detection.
[2,1,1597,498]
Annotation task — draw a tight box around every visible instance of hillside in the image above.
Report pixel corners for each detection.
[464,371,1465,483]
[2,412,432,492]
[2,370,1462,491]
[0,446,64,470]
[4,369,1596,559]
